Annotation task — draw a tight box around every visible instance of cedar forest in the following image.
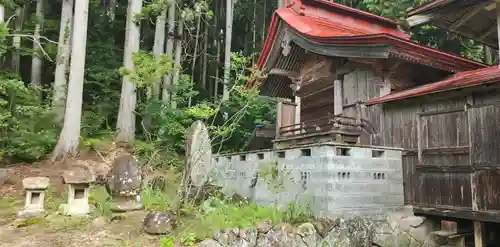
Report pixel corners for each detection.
[0,0,491,165]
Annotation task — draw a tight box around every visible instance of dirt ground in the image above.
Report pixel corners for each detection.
[0,155,167,247]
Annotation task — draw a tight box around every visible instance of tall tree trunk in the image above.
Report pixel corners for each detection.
[12,5,27,73]
[108,0,117,21]
[252,0,256,63]
[53,0,74,123]
[162,0,176,104]
[188,12,201,107]
[149,5,167,100]
[52,0,89,160]
[222,0,233,101]
[116,0,142,144]
[262,0,266,43]
[31,0,44,86]
[0,4,4,23]
[201,21,208,92]
[171,15,184,109]
[278,0,284,8]
[212,0,220,99]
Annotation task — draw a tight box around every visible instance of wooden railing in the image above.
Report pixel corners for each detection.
[278,114,376,137]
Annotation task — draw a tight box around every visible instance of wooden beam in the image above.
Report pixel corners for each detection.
[294,96,301,134]
[497,0,500,55]
[407,14,433,27]
[276,101,283,138]
[268,68,299,78]
[334,79,343,115]
[413,205,500,223]
[478,25,496,41]
[416,115,422,164]
[449,2,491,31]
[485,2,496,11]
[380,71,391,97]
[474,221,484,247]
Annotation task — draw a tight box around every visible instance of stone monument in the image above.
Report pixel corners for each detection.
[18,176,50,218]
[185,120,213,187]
[106,154,144,212]
[60,169,94,216]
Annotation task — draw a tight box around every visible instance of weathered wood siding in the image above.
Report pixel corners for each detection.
[342,69,383,145]
[468,90,500,211]
[380,97,473,209]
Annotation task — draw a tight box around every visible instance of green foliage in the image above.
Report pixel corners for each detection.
[0,77,59,163]
[141,186,173,211]
[119,51,173,88]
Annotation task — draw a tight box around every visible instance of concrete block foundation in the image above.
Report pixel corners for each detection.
[211,143,404,219]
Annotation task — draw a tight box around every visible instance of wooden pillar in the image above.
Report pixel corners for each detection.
[380,71,391,97]
[333,79,343,115]
[276,101,282,138]
[378,71,391,146]
[497,0,500,57]
[466,95,485,247]
[294,96,301,134]
[416,114,422,164]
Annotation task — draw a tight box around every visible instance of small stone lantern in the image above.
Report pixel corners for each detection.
[18,176,50,218]
[60,170,94,216]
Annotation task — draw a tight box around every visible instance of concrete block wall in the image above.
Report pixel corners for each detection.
[210,143,404,219]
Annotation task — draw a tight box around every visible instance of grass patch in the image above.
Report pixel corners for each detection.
[141,186,173,211]
[89,186,112,217]
[44,215,92,230]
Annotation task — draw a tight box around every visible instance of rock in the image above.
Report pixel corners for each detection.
[143,211,176,235]
[238,228,258,246]
[198,239,223,247]
[296,222,317,246]
[22,177,49,189]
[213,228,238,246]
[257,220,273,234]
[105,154,142,197]
[256,225,301,247]
[312,217,336,238]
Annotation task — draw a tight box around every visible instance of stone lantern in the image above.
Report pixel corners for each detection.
[60,170,94,216]
[18,177,50,218]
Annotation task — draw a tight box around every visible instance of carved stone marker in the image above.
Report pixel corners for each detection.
[143,211,176,235]
[60,169,94,216]
[185,120,213,187]
[18,177,50,218]
[106,154,144,212]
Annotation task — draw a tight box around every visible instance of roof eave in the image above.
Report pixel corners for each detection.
[407,0,453,16]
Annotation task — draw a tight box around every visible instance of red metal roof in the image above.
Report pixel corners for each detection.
[367,66,500,105]
[255,0,485,71]
[407,0,452,16]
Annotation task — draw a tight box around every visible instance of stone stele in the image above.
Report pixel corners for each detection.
[60,169,95,216]
[106,154,144,212]
[18,176,50,218]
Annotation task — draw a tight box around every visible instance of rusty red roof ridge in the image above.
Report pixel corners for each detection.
[367,66,500,105]
[300,0,400,26]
